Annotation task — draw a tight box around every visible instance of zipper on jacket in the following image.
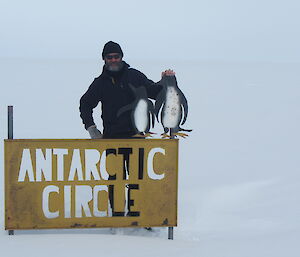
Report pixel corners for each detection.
[111,77,124,88]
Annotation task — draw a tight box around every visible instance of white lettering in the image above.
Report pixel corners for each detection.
[68,149,83,181]
[99,150,110,180]
[147,147,165,180]
[93,185,109,217]
[36,149,52,181]
[53,149,68,181]
[85,149,101,180]
[64,185,71,218]
[42,185,59,219]
[18,149,35,182]
[75,185,92,217]
[124,184,129,215]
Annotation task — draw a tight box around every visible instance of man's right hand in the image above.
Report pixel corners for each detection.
[161,69,175,77]
[87,125,103,139]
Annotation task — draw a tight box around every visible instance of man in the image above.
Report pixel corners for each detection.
[79,41,175,139]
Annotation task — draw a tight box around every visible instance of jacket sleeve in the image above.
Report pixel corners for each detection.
[79,79,102,130]
[137,71,162,100]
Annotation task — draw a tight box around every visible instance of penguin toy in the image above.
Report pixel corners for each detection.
[117,84,156,137]
[154,75,192,138]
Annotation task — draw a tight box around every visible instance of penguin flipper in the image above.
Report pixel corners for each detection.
[128,83,137,93]
[117,104,133,117]
[154,90,165,122]
[160,105,165,128]
[150,110,155,128]
[179,91,189,125]
[148,99,155,112]
[148,100,155,128]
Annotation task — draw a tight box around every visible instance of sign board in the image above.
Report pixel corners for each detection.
[4,139,178,230]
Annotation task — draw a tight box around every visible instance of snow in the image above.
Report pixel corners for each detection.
[0,58,299,256]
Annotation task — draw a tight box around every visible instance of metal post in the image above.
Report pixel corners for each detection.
[168,227,174,240]
[8,106,13,139]
[168,128,174,240]
[8,106,14,236]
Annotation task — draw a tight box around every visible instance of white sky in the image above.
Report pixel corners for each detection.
[1,0,300,62]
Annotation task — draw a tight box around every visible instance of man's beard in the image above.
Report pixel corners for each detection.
[105,61,124,72]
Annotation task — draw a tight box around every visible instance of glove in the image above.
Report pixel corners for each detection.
[87,125,103,139]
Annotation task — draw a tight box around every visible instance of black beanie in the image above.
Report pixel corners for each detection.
[102,41,123,59]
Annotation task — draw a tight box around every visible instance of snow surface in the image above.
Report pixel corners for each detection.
[1,58,300,256]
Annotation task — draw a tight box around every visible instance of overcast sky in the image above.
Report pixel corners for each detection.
[1,0,300,62]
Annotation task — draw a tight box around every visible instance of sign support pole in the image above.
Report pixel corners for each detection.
[168,129,174,240]
[168,227,174,240]
[7,106,14,236]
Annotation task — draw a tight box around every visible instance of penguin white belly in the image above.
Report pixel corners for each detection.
[134,99,148,132]
[162,87,181,128]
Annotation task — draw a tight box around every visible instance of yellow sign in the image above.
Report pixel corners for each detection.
[4,139,178,230]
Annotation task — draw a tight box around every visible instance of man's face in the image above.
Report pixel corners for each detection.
[104,53,123,72]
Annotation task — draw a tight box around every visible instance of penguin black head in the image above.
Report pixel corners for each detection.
[161,75,178,88]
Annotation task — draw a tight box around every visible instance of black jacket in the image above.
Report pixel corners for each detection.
[79,62,162,138]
